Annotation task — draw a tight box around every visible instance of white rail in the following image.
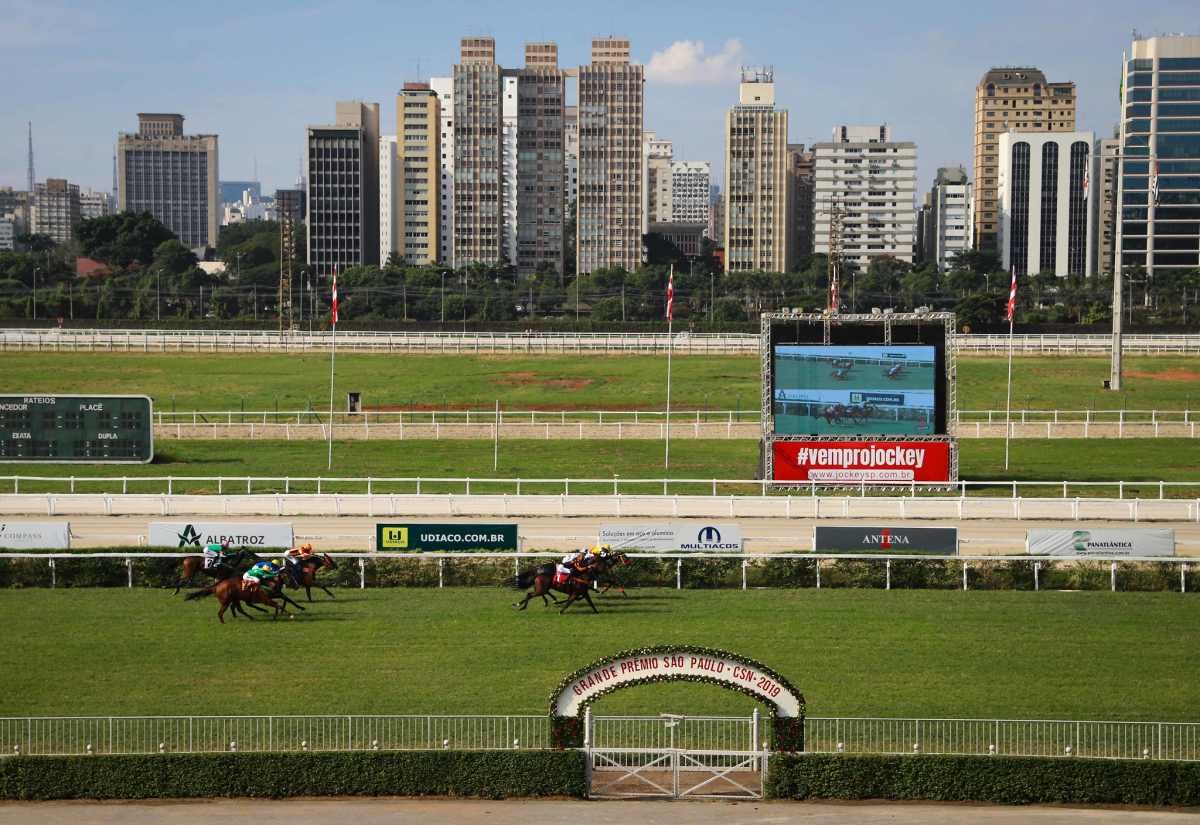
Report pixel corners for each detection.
[2,328,1199,354]
[2,714,1196,761]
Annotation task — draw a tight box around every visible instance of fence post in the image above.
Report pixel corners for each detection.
[584,707,592,749]
[885,559,891,590]
[359,558,365,589]
[815,559,821,589]
[742,559,748,591]
[962,562,968,591]
[1111,561,1117,592]
[676,558,683,590]
[126,557,132,588]
[1034,562,1040,591]
[438,558,444,589]
[1182,563,1187,594]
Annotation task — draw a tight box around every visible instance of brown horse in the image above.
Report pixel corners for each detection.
[185,576,294,623]
[282,553,338,601]
[170,549,258,595]
[510,551,631,613]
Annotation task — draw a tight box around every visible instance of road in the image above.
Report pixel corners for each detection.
[2,799,1196,825]
[35,514,1200,556]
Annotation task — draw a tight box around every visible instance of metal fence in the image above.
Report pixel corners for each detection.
[3,329,1199,354]
[2,714,1196,761]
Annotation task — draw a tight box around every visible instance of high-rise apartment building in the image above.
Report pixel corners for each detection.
[577,37,644,274]
[973,68,1076,254]
[813,125,918,270]
[79,189,113,221]
[32,178,81,245]
[306,100,381,275]
[923,166,972,271]
[671,161,711,226]
[564,105,579,209]
[379,134,399,264]
[516,42,565,277]
[117,113,219,250]
[1093,136,1120,277]
[396,83,440,265]
[454,37,504,267]
[643,132,674,228]
[1116,34,1200,279]
[998,131,1095,277]
[430,76,455,266]
[786,144,815,261]
[0,218,13,251]
[0,188,30,236]
[502,75,519,265]
[724,68,791,273]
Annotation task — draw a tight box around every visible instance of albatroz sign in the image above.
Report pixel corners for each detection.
[552,647,803,719]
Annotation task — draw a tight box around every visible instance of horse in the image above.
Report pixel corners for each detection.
[592,550,633,596]
[170,548,259,595]
[282,553,338,601]
[509,551,632,613]
[822,404,846,427]
[184,576,294,623]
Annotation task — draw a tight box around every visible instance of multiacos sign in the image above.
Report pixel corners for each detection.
[549,646,806,752]
[814,526,958,555]
[598,523,744,552]
[1026,528,1175,558]
[0,521,70,550]
[148,522,294,549]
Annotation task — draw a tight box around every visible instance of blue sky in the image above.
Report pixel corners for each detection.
[1,0,1197,197]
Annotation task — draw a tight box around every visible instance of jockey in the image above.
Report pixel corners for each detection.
[281,543,315,586]
[242,558,283,591]
[554,548,588,585]
[886,363,903,378]
[203,540,233,571]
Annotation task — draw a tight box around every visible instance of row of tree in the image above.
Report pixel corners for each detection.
[1,215,1197,329]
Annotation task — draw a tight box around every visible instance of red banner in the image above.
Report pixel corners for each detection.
[773,440,953,483]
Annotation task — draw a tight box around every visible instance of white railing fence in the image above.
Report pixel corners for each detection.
[2,714,1196,761]
[3,329,1200,354]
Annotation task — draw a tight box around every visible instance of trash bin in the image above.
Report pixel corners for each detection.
[347,392,362,414]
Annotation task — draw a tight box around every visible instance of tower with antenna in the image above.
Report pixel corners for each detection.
[26,122,35,193]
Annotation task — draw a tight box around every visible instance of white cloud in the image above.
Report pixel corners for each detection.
[646,39,744,86]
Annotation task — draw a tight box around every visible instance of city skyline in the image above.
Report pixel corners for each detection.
[3,0,1197,198]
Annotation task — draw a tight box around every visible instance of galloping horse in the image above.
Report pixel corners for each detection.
[184,576,294,623]
[283,553,338,601]
[822,404,847,427]
[171,549,259,595]
[510,551,632,613]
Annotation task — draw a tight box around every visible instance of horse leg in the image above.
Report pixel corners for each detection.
[559,592,579,614]
[277,590,306,612]
[316,583,335,600]
[582,589,599,614]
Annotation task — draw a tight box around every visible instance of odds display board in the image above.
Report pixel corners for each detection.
[761,313,957,485]
[0,395,153,463]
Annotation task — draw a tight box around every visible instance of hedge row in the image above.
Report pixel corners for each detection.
[767,753,1200,807]
[2,549,1196,592]
[0,749,586,800]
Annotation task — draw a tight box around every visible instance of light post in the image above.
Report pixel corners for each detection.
[235,252,243,280]
[462,272,468,333]
[155,270,161,322]
[441,272,447,324]
[32,267,39,320]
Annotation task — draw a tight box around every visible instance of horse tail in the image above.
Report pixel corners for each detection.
[185,583,219,601]
[509,565,547,590]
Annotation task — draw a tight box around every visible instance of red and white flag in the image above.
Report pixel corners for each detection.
[1150,161,1160,206]
[1006,267,1017,324]
[1082,167,1089,200]
[666,269,674,322]
[331,268,339,325]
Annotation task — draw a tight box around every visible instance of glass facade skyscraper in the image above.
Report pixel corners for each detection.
[1117,35,1200,277]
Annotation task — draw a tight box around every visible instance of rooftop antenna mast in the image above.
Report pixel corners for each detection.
[26,122,34,193]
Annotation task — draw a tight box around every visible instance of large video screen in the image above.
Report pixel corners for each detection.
[773,345,937,436]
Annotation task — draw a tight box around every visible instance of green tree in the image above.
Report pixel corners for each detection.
[77,212,176,267]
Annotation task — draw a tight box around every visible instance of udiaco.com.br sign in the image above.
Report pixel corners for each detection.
[376,523,518,552]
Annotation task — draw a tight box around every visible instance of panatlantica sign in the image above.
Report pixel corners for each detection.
[598,523,744,552]
[148,522,294,549]
[1026,528,1175,557]
[814,526,958,555]
[0,521,70,550]
[376,523,518,552]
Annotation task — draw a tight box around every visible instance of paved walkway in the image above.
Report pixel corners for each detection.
[3,799,1197,825]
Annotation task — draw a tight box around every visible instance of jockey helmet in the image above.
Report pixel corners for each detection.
[271,558,283,567]
[589,546,602,555]
[301,543,313,553]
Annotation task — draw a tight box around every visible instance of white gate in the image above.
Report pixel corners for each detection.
[586,712,766,799]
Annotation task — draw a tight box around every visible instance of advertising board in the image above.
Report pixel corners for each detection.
[148,522,294,549]
[598,523,744,552]
[0,521,70,550]
[772,439,954,483]
[376,523,518,552]
[1026,528,1175,557]
[814,526,958,555]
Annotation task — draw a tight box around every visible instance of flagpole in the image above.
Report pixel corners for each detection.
[327,270,338,471]
[664,265,674,469]
[1004,270,1015,472]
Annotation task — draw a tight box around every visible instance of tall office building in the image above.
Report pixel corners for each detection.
[117,113,219,250]
[32,178,81,245]
[564,105,579,209]
[786,144,816,261]
[454,37,504,267]
[306,100,381,275]
[502,75,519,265]
[671,161,711,226]
[79,189,113,221]
[998,131,1095,277]
[923,166,972,271]
[973,68,1076,254]
[430,76,455,266]
[1116,34,1200,279]
[724,68,791,273]
[516,42,566,277]
[577,37,644,274]
[1093,136,1120,277]
[379,134,399,264]
[813,125,918,270]
[644,132,674,227]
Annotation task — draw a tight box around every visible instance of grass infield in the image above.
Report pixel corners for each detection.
[0,439,1197,497]
[0,588,1196,720]
[2,353,1198,413]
